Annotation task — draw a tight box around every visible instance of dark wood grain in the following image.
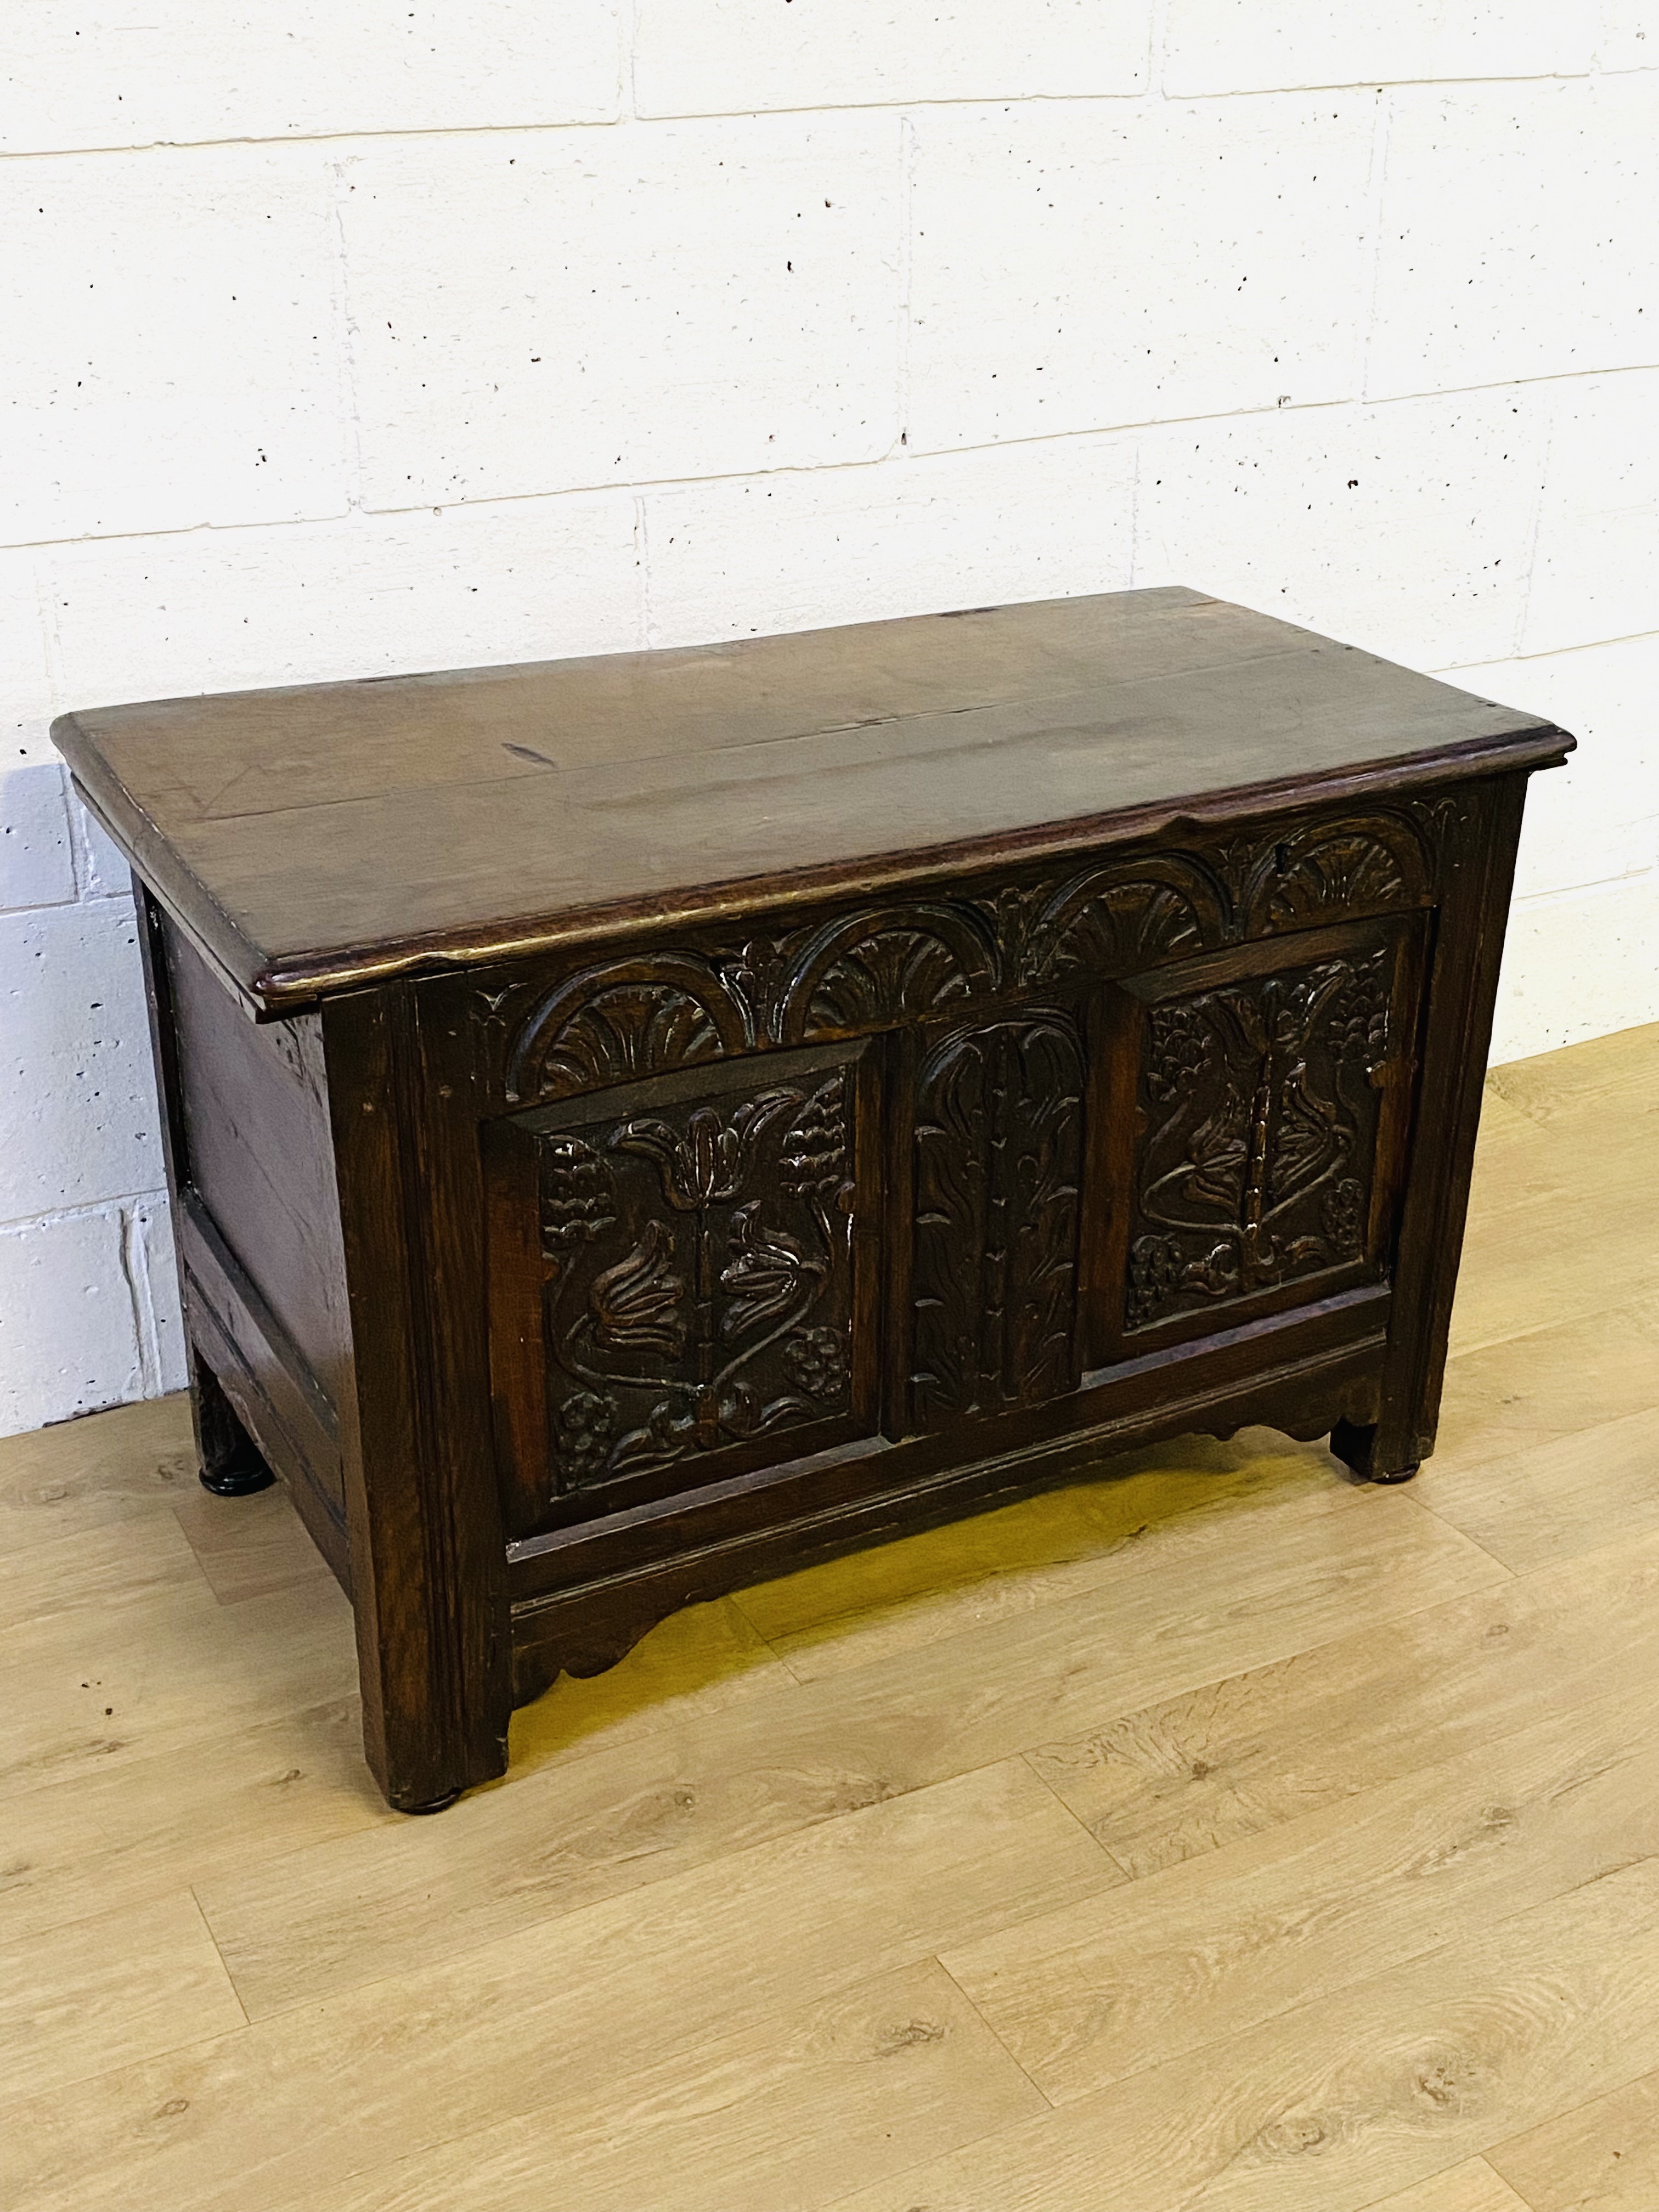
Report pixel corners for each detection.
[167,921,353,1411]
[54,589,1568,1013]
[86,590,1572,1808]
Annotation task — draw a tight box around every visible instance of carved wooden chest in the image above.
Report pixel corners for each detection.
[55,588,1573,1810]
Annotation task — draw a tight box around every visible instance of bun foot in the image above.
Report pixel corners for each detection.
[1330,1417,1421,1486]
[191,1354,276,1497]
[1367,1460,1421,1486]
[199,1453,276,1498]
[398,1788,461,1816]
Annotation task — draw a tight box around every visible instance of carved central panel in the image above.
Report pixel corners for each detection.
[911,1013,1085,1427]
[534,1057,866,1497]
[1124,946,1396,1333]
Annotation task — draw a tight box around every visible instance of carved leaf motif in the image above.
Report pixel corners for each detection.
[1412,793,1471,876]
[911,1014,1083,1425]
[719,1201,810,1334]
[589,1220,685,1358]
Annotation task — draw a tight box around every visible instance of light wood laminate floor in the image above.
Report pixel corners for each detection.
[3,1020,1657,2212]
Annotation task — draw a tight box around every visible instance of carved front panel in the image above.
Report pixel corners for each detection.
[912,1013,1085,1427]
[1121,932,1409,1336]
[489,1043,879,1528]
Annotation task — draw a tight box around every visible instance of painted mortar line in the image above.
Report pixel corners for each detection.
[9,359,1659,565]
[0,66,1634,165]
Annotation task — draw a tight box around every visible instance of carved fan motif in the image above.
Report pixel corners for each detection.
[1024,857,1227,982]
[1244,816,1429,934]
[777,905,995,1042]
[505,956,752,1103]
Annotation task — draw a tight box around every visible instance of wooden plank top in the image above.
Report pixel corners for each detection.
[54,586,1570,1014]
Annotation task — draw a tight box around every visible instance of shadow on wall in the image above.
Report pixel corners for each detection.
[0,761,183,1436]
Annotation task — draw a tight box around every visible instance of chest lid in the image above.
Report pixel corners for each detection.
[53,586,1569,1015]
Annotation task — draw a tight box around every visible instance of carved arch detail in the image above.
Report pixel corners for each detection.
[505,955,754,1104]
[776,902,998,1043]
[498,807,1446,1105]
[1022,853,1230,983]
[1241,811,1431,935]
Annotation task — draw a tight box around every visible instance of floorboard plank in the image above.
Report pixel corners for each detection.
[828,1854,1659,2212]
[0,1509,211,1633]
[199,1481,1498,2019]
[285,1959,1048,2212]
[0,1889,245,2102]
[0,1696,390,1948]
[0,1571,358,1801]
[0,1394,196,1557]
[1434,1297,1659,1476]
[169,1484,337,1606]
[1415,1406,1659,1574]
[945,1682,1659,2103]
[1361,2162,1534,2212]
[0,1760,1106,2212]
[1027,1522,1659,1877]
[1489,2065,1659,2210]
[1487,1021,1659,1133]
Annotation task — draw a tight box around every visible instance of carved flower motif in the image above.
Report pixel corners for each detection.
[553,1389,616,1489]
[1147,1005,1214,1103]
[782,1325,848,1401]
[539,1137,616,1251]
[612,1090,800,1209]
[1126,1234,1187,1329]
[1323,1176,1367,1255]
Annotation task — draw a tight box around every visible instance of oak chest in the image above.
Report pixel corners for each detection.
[55,588,1572,1810]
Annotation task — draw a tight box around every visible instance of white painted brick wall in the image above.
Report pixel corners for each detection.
[342,115,906,505]
[3,144,350,543]
[1368,77,1659,397]
[4,5,1656,1434]
[1135,387,1551,669]
[905,96,1378,448]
